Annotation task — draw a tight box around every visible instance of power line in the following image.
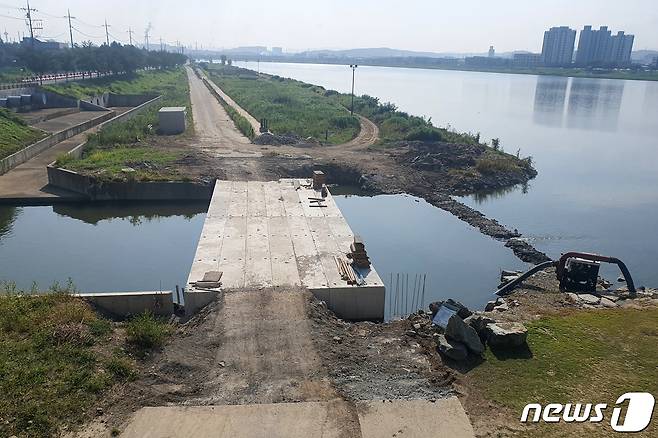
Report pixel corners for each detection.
[71,25,104,40]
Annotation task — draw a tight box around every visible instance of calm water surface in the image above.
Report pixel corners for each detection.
[0,203,206,292]
[334,193,526,318]
[237,61,658,287]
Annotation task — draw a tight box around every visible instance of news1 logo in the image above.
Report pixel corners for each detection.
[520,392,655,433]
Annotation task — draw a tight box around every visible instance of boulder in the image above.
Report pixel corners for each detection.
[578,294,600,305]
[464,313,496,339]
[600,297,618,308]
[446,315,484,355]
[436,334,468,361]
[445,299,473,319]
[429,299,472,319]
[484,300,497,312]
[486,322,528,349]
[493,302,509,312]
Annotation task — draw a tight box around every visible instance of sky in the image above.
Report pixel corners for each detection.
[1,0,657,52]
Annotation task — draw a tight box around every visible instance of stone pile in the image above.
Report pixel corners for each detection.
[406,299,528,362]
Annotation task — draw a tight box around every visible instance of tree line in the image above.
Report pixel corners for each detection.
[0,42,187,79]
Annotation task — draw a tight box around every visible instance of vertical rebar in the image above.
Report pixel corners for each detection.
[421,274,426,311]
[388,273,393,318]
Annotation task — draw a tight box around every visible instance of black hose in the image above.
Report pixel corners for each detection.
[495,260,556,296]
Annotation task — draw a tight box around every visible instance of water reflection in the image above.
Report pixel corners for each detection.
[532,77,625,131]
[53,201,208,225]
[0,207,19,239]
[533,76,568,127]
[468,183,529,204]
[566,78,624,131]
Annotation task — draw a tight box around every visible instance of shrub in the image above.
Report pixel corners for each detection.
[125,311,171,353]
[405,126,444,142]
[106,356,137,380]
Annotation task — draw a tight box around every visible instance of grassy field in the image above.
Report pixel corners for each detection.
[204,64,360,144]
[53,68,191,181]
[0,286,171,437]
[468,308,658,437]
[0,109,48,160]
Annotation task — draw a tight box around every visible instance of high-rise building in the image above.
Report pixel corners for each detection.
[610,31,634,66]
[575,26,634,67]
[541,26,576,67]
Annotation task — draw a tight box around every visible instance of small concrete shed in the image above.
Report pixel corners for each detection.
[158,106,187,135]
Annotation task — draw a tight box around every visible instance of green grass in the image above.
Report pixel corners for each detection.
[476,150,533,175]
[125,312,171,357]
[59,146,182,181]
[0,67,30,83]
[0,287,123,437]
[53,68,192,181]
[204,64,360,144]
[332,93,480,145]
[0,108,48,160]
[468,308,658,437]
[44,69,186,100]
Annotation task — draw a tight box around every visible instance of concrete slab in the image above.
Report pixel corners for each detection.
[120,398,474,438]
[187,179,386,320]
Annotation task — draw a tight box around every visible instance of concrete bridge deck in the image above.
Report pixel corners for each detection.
[186,179,386,320]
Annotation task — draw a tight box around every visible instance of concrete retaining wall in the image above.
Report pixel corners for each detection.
[311,286,386,321]
[61,96,163,160]
[47,166,213,200]
[0,110,115,175]
[77,291,174,318]
[183,290,219,315]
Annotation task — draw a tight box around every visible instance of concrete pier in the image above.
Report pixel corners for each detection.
[186,179,386,320]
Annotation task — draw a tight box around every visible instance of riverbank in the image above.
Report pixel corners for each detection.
[0,289,172,437]
[234,58,658,82]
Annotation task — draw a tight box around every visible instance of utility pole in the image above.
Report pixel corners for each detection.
[103,19,110,46]
[21,0,37,46]
[67,9,75,48]
[349,64,358,116]
[144,25,151,51]
[127,27,134,46]
[160,37,163,52]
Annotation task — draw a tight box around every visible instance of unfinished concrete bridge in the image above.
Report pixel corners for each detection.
[117,71,476,437]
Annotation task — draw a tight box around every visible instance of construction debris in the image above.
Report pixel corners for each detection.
[347,235,371,269]
[194,271,223,289]
[334,256,363,285]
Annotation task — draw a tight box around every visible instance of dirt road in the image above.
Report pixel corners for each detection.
[186,66,261,159]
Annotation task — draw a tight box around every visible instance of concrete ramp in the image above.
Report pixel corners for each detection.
[120,398,474,438]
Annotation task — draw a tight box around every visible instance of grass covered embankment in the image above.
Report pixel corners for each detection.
[467,308,658,437]
[203,64,360,144]
[54,68,192,181]
[0,286,171,437]
[0,108,48,160]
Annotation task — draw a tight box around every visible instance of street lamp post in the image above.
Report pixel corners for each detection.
[349,64,358,116]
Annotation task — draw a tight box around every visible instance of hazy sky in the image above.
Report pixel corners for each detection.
[1,0,657,52]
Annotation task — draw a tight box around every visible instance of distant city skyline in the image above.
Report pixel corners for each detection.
[0,0,656,52]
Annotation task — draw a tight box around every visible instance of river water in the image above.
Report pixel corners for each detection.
[0,203,207,293]
[236,61,658,288]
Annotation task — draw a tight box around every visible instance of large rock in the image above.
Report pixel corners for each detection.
[464,313,496,339]
[446,315,485,355]
[486,322,528,349]
[436,334,468,361]
[429,299,472,319]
